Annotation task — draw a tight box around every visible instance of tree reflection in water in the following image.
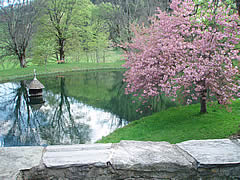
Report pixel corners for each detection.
[40,77,91,145]
[0,71,178,147]
[0,78,92,146]
[0,81,43,146]
[105,71,178,122]
[0,74,128,147]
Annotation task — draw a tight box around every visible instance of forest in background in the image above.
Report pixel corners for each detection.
[0,0,170,68]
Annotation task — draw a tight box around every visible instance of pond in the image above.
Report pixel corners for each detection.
[0,70,178,147]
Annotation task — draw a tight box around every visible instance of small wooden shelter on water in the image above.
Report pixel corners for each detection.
[28,69,45,97]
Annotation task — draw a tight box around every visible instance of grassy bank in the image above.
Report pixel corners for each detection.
[98,100,240,144]
[0,48,125,82]
[0,61,124,83]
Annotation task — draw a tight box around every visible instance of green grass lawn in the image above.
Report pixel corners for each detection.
[0,61,124,83]
[0,48,125,82]
[98,100,240,144]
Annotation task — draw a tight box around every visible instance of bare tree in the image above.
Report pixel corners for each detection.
[96,0,169,45]
[0,0,43,68]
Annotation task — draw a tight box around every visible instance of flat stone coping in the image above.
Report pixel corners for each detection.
[0,146,43,180]
[43,143,112,168]
[177,139,240,168]
[0,139,240,179]
[110,140,196,172]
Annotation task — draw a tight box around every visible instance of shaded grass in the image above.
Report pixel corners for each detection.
[0,61,124,83]
[66,48,124,63]
[98,100,240,144]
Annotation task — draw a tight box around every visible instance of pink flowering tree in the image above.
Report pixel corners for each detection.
[123,0,240,113]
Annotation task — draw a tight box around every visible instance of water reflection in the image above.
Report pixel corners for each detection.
[0,77,127,147]
[0,81,41,146]
[0,71,178,147]
[105,73,178,121]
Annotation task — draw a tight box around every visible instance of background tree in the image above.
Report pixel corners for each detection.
[66,0,94,62]
[0,0,43,68]
[46,0,77,63]
[45,0,96,63]
[87,4,109,63]
[95,0,170,45]
[65,1,109,63]
[123,0,240,113]
[31,16,56,65]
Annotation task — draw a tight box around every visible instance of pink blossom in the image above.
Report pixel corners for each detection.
[122,0,240,112]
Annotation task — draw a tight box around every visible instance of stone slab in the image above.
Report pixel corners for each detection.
[43,143,112,168]
[110,140,197,172]
[0,146,43,180]
[177,139,240,167]
[1,139,240,180]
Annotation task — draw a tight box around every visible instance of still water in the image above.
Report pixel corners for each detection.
[0,70,177,147]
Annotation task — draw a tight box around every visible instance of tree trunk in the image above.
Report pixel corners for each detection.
[44,56,47,65]
[59,39,65,63]
[19,54,27,68]
[200,92,207,113]
[103,50,106,63]
[56,52,59,61]
[60,48,64,61]
[96,49,99,63]
[86,51,89,62]
[91,52,94,62]
[200,80,207,113]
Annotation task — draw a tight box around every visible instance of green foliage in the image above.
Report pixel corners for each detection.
[67,1,110,63]
[67,0,93,50]
[31,15,56,65]
[98,100,240,144]
[0,49,124,82]
[31,0,111,63]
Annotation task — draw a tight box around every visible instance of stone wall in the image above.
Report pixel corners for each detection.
[0,139,240,180]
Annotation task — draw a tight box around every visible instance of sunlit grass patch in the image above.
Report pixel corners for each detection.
[98,100,240,144]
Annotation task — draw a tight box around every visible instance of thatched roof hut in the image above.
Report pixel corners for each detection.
[28,69,45,97]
